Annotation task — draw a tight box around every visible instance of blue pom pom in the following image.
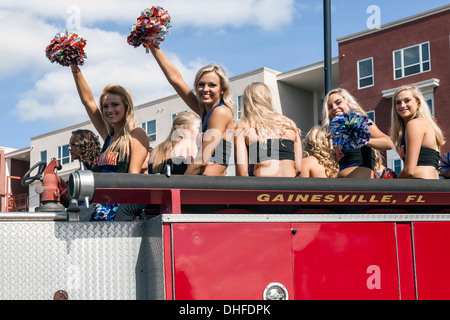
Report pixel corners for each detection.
[329,111,372,151]
[439,152,450,173]
[93,203,119,221]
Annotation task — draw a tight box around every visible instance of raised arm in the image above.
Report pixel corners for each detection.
[70,65,108,140]
[149,47,201,115]
[366,121,394,151]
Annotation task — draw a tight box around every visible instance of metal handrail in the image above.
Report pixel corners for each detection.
[0,212,67,221]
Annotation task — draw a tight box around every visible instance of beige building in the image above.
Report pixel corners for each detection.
[26,62,338,210]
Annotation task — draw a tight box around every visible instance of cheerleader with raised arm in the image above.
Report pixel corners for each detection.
[149,48,235,176]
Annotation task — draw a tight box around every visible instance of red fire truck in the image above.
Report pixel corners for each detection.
[70,170,450,300]
[1,163,450,300]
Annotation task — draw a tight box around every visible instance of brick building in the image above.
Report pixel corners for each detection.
[337,5,449,172]
[0,147,30,212]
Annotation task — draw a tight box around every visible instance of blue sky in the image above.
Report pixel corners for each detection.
[0,0,448,149]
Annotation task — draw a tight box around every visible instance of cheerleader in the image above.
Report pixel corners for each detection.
[391,85,445,179]
[322,88,393,178]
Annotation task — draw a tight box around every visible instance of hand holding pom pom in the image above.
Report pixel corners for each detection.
[375,168,397,179]
[439,152,450,177]
[329,110,373,151]
[46,29,87,66]
[127,6,171,51]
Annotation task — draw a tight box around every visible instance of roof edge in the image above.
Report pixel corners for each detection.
[337,5,450,43]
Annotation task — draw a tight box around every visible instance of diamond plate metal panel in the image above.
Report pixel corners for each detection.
[0,217,165,300]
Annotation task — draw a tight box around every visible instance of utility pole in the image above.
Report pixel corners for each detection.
[323,0,332,94]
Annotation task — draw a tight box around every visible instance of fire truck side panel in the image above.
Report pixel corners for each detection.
[171,222,295,300]
[395,223,416,300]
[413,222,450,300]
[291,222,400,299]
[163,223,174,300]
[0,220,164,300]
[167,218,415,300]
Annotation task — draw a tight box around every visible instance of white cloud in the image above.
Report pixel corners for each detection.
[12,29,204,126]
[163,0,296,31]
[0,0,296,30]
[0,9,56,78]
[2,0,296,127]
[12,59,203,127]
[0,0,297,78]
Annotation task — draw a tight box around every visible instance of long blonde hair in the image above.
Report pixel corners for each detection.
[242,82,298,148]
[194,64,235,115]
[390,85,445,149]
[99,84,135,162]
[321,87,383,168]
[321,88,369,128]
[303,126,338,178]
[151,112,200,173]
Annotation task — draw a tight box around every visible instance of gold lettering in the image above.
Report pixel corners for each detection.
[417,195,425,203]
[358,195,367,203]
[272,194,284,202]
[257,192,405,204]
[295,194,309,202]
[257,194,270,202]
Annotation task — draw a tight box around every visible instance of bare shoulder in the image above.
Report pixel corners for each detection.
[235,119,248,130]
[208,105,235,130]
[275,113,292,122]
[303,155,319,166]
[405,117,428,132]
[213,104,234,119]
[131,127,150,144]
[278,114,299,130]
[131,126,147,136]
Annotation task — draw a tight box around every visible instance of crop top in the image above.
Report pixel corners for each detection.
[91,133,129,173]
[149,157,189,175]
[247,139,295,164]
[397,139,440,169]
[336,146,375,171]
[208,139,232,167]
[90,132,129,221]
[201,101,232,167]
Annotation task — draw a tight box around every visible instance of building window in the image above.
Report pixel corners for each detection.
[57,144,72,165]
[40,150,47,163]
[142,120,157,141]
[366,110,375,123]
[172,111,186,123]
[393,42,430,79]
[236,95,243,120]
[358,58,374,89]
[426,97,434,118]
[393,159,403,176]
